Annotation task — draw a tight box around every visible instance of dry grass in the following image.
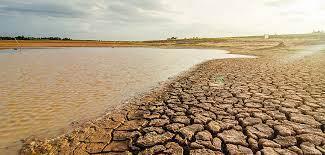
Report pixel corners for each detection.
[0,40,145,49]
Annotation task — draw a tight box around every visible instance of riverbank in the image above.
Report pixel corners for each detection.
[1,33,322,52]
[19,35,325,154]
[0,40,146,50]
[0,47,253,154]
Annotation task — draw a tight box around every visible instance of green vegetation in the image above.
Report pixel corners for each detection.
[0,36,72,40]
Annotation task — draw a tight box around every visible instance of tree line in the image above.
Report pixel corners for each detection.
[0,36,72,40]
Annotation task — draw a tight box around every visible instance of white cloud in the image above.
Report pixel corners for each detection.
[263,0,298,7]
[0,0,324,40]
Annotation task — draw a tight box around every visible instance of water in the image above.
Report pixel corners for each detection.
[0,47,254,153]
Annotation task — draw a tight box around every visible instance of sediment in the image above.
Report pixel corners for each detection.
[21,43,325,155]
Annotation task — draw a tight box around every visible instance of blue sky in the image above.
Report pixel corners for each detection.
[0,0,324,40]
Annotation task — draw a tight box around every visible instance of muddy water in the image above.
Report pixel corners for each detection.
[0,47,254,153]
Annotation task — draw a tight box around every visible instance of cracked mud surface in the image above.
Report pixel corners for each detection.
[21,45,325,155]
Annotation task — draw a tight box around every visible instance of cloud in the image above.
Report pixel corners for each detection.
[263,0,298,7]
[0,0,173,23]
[0,0,324,40]
[104,1,174,24]
[279,10,307,16]
[0,0,177,40]
[0,0,87,18]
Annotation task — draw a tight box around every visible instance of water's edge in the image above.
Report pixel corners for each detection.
[0,47,256,154]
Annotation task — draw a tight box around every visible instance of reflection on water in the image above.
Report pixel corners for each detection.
[0,47,254,153]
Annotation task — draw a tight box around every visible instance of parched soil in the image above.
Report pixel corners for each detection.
[20,44,325,154]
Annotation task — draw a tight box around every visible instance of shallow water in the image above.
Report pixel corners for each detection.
[0,47,254,153]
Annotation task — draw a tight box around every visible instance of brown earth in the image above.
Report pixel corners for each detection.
[0,40,146,49]
[0,33,323,50]
[17,35,325,154]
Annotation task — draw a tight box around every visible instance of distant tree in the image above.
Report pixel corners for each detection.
[16,35,27,40]
[0,36,73,40]
[167,37,177,40]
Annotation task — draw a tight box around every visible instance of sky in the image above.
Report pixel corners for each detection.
[0,0,324,40]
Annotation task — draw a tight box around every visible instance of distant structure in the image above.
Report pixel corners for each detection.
[264,34,270,39]
[14,37,22,51]
[312,30,324,34]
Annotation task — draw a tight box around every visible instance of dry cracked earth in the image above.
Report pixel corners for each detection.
[21,45,325,155]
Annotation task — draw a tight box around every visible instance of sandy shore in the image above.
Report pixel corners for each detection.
[15,35,325,154]
[0,40,146,50]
